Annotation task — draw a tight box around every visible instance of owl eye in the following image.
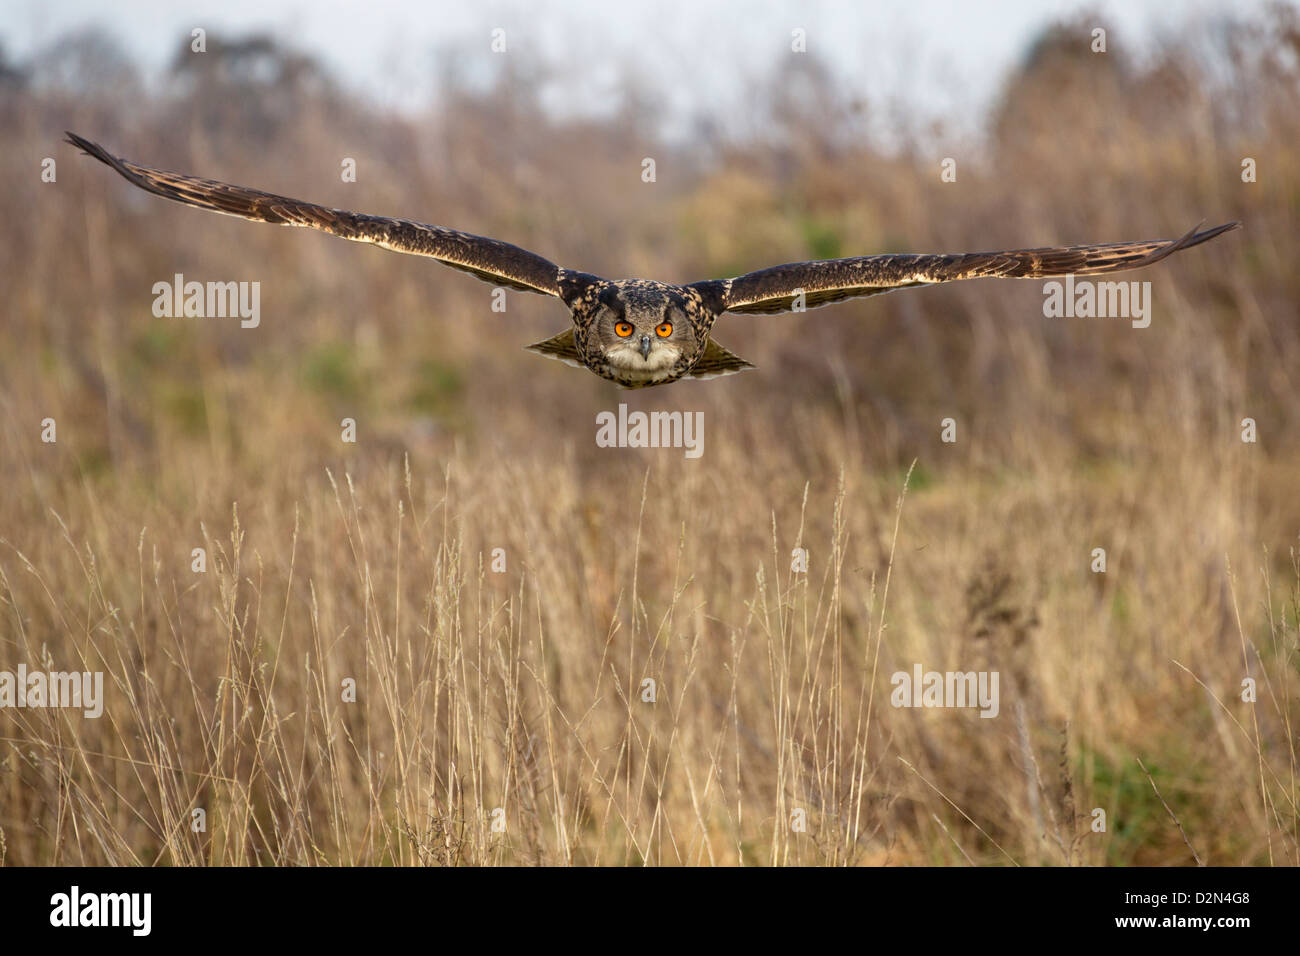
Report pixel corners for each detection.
[614,321,634,338]
[655,322,673,338]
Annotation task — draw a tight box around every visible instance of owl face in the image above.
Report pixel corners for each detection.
[592,283,696,377]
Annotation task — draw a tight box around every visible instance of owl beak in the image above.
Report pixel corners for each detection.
[639,334,652,359]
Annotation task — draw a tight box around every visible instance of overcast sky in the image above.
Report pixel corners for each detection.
[4,0,1285,136]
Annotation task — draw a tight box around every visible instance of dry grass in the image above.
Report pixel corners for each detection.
[1,10,1299,865]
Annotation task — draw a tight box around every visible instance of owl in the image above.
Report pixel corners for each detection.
[67,133,1239,389]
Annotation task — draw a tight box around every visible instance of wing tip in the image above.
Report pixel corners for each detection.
[65,131,111,163]
[1187,220,1242,246]
[1134,219,1240,269]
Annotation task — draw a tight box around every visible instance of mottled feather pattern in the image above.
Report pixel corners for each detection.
[64,132,562,295]
[67,132,1239,389]
[564,278,717,387]
[715,221,1239,314]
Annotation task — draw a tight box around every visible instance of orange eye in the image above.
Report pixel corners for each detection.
[615,321,634,338]
[655,322,673,338]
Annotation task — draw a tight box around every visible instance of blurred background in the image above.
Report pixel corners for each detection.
[0,1,1297,866]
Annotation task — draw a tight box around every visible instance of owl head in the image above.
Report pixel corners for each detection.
[590,281,696,376]
[539,273,749,388]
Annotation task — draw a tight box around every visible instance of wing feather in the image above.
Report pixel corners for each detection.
[702,222,1240,315]
[66,132,564,296]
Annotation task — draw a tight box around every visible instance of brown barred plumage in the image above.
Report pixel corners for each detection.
[68,133,1239,389]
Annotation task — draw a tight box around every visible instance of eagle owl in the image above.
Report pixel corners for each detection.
[67,133,1239,389]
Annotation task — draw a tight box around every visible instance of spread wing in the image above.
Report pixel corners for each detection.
[697,222,1240,315]
[65,132,564,296]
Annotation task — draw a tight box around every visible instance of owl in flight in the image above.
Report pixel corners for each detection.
[67,133,1238,389]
